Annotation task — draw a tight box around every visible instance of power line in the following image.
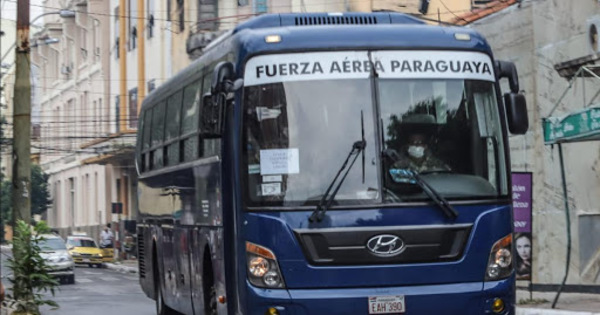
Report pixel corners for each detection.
[5,0,483,34]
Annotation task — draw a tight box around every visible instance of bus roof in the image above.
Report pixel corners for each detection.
[141,13,492,110]
[231,13,491,59]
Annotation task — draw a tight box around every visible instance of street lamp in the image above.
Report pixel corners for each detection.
[0,9,76,63]
[30,37,60,48]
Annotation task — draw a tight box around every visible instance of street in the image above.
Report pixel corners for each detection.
[2,252,154,315]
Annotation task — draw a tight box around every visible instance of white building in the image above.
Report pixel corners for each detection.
[32,0,118,240]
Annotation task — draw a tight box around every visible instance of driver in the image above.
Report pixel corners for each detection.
[394,133,450,173]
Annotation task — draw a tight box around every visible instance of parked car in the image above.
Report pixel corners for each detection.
[39,234,75,284]
[66,235,104,268]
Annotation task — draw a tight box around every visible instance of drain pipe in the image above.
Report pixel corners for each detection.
[552,143,572,308]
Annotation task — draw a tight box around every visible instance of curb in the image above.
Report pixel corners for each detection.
[104,262,138,274]
[517,308,600,315]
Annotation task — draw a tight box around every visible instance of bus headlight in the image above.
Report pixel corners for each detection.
[485,234,513,281]
[249,256,269,277]
[246,242,286,288]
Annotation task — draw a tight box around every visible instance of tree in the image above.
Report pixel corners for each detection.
[0,165,51,232]
[30,164,51,216]
[6,220,59,314]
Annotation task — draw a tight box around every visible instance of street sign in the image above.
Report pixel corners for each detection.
[543,106,600,144]
[111,202,123,214]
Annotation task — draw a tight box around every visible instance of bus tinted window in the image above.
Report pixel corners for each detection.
[151,102,166,146]
[142,108,152,150]
[202,73,211,96]
[183,136,199,161]
[166,92,183,140]
[166,143,179,166]
[165,95,182,140]
[181,80,201,135]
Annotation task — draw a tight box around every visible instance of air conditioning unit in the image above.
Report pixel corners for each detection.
[587,16,600,54]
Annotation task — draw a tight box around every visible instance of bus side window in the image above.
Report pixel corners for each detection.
[182,80,202,161]
[151,101,166,169]
[142,108,153,171]
[200,72,220,157]
[166,92,183,166]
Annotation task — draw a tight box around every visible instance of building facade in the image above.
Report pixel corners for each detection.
[32,0,118,240]
[454,0,600,286]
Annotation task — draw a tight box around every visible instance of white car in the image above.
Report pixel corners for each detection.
[39,234,75,284]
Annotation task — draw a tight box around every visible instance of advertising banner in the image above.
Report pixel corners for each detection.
[512,172,533,280]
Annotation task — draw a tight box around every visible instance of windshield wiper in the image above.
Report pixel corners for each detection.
[383,150,459,220]
[309,140,366,223]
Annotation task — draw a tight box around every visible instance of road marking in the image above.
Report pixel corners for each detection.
[83,271,103,275]
[77,278,93,283]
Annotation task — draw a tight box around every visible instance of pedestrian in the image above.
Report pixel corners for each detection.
[100,224,114,249]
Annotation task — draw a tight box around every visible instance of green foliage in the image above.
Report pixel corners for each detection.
[0,165,51,226]
[6,220,60,314]
[30,165,51,216]
[0,172,11,243]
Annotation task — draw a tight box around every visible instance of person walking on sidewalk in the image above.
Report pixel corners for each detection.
[100,224,114,249]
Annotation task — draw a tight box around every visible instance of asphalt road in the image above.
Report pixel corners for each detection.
[1,251,155,315]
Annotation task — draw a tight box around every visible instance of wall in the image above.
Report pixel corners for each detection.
[471,0,600,285]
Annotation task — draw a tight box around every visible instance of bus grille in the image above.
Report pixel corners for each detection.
[294,16,378,26]
[294,224,472,265]
[137,230,146,278]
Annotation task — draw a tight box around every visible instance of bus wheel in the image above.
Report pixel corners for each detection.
[203,251,217,315]
[155,250,177,314]
[155,274,178,314]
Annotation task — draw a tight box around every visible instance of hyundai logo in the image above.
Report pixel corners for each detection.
[366,234,405,257]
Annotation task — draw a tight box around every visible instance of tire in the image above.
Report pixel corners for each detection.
[206,284,217,315]
[203,252,217,315]
[154,249,178,315]
[67,275,75,285]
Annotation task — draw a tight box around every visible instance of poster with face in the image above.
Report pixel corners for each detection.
[512,172,533,280]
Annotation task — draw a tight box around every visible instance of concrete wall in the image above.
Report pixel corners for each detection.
[471,0,600,285]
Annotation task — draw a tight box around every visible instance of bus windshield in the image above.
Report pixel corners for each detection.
[243,52,507,207]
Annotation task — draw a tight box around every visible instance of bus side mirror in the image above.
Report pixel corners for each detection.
[201,93,223,137]
[202,62,243,137]
[496,60,528,134]
[495,60,519,93]
[504,92,528,135]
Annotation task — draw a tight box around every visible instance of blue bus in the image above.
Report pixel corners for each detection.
[135,12,528,315]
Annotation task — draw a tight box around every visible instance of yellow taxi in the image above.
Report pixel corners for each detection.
[66,235,104,268]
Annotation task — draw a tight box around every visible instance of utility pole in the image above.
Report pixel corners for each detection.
[119,0,127,132]
[12,0,31,225]
[137,0,146,114]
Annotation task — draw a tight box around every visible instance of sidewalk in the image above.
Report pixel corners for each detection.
[104,259,138,274]
[516,289,600,315]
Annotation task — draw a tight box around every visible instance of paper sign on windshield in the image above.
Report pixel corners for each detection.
[260,149,300,175]
[244,51,495,86]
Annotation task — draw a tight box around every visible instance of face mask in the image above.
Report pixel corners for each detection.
[408,146,425,159]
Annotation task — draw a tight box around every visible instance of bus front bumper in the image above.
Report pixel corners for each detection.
[245,278,514,315]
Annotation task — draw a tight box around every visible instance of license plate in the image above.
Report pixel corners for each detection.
[368,295,405,314]
[82,259,90,263]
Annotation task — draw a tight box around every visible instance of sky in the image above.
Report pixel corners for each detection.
[1,0,46,25]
